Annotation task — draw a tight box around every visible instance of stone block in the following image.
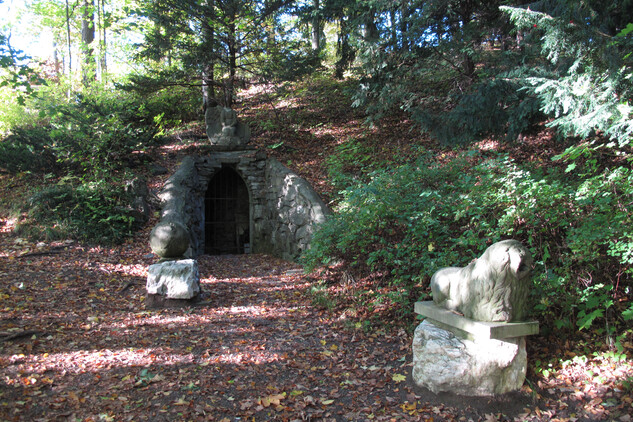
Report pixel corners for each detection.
[412,320,527,396]
[414,301,539,340]
[146,259,200,300]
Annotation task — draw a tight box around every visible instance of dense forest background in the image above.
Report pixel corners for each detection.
[1,0,632,353]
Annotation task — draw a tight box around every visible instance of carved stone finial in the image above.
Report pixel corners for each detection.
[205,105,250,149]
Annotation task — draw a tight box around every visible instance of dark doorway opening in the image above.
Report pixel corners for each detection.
[204,166,250,255]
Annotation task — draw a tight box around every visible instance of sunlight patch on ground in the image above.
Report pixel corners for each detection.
[103,304,305,332]
[94,262,147,278]
[238,82,278,100]
[477,139,501,151]
[202,350,286,365]
[2,342,288,384]
[276,97,301,108]
[2,347,196,379]
[0,217,17,236]
[537,351,633,417]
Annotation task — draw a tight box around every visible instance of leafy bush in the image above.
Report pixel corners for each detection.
[22,179,142,244]
[0,84,171,176]
[325,138,377,191]
[304,151,633,337]
[116,76,200,126]
[0,83,164,244]
[43,88,168,174]
[0,126,56,173]
[0,86,45,135]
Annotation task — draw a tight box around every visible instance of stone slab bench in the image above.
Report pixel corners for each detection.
[412,301,540,396]
[414,301,539,340]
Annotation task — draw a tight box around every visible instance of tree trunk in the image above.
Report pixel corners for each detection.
[97,0,107,82]
[226,19,237,107]
[335,16,353,79]
[53,42,61,80]
[311,0,320,51]
[458,2,475,81]
[390,9,397,49]
[362,13,379,43]
[81,0,95,86]
[201,0,216,111]
[399,0,409,52]
[65,0,72,76]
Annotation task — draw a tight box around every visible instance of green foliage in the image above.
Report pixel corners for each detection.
[309,280,336,310]
[0,33,45,105]
[22,178,141,244]
[0,86,46,135]
[0,126,56,173]
[304,151,633,335]
[261,47,323,82]
[0,83,171,176]
[501,5,633,148]
[414,75,543,145]
[325,138,376,191]
[0,81,174,244]
[45,93,158,174]
[118,70,205,123]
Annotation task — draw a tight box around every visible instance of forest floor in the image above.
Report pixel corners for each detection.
[0,234,631,421]
[1,75,632,421]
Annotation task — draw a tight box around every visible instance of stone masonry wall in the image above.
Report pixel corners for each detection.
[255,158,331,261]
[153,151,330,262]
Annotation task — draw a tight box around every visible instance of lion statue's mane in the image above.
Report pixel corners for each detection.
[430,239,533,322]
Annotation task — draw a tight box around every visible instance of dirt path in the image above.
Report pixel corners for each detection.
[0,247,425,421]
[1,242,621,421]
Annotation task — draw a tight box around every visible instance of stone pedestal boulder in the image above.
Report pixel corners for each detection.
[149,220,190,259]
[146,259,200,308]
[412,320,527,396]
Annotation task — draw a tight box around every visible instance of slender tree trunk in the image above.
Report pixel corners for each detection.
[227,20,237,107]
[311,0,320,51]
[399,0,409,52]
[97,0,107,82]
[202,0,216,111]
[335,15,353,79]
[458,3,476,81]
[81,0,95,86]
[362,13,379,42]
[53,42,61,80]
[65,0,72,76]
[390,9,397,49]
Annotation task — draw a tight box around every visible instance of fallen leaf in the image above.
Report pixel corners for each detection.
[392,373,406,383]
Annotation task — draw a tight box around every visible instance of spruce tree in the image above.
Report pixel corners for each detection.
[501,3,633,148]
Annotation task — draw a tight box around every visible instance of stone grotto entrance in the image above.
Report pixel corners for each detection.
[204,165,250,255]
[148,105,332,263]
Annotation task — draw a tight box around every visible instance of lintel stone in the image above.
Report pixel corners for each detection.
[415,301,539,340]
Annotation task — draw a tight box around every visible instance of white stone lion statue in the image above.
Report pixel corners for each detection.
[430,239,533,322]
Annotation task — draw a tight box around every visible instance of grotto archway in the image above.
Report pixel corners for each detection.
[204,165,250,255]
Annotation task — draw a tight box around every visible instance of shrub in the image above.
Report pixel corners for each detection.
[0,126,56,173]
[43,90,163,174]
[23,178,142,244]
[0,83,172,176]
[304,151,633,338]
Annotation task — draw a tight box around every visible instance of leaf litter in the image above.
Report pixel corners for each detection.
[2,233,631,421]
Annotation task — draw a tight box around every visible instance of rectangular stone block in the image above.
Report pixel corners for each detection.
[414,301,539,340]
